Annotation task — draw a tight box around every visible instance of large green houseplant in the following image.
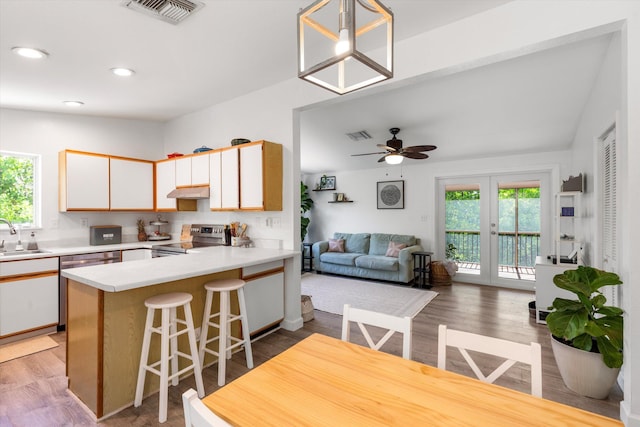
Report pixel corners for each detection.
[546,266,623,398]
[300,181,314,242]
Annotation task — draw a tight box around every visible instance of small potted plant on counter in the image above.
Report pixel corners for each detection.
[546,266,623,399]
[136,218,147,242]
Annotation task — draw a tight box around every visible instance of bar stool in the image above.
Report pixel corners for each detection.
[199,279,253,386]
[134,292,205,423]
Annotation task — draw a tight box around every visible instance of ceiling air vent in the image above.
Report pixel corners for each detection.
[122,0,204,25]
[346,130,372,141]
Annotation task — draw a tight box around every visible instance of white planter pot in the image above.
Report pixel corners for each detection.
[550,335,620,399]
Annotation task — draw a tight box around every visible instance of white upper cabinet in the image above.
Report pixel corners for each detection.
[239,144,264,209]
[175,157,191,187]
[175,154,210,187]
[239,141,282,211]
[155,159,177,211]
[110,158,154,210]
[59,151,110,211]
[191,154,210,186]
[220,148,240,209]
[209,151,222,210]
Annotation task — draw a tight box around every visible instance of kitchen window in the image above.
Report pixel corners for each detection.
[0,151,41,229]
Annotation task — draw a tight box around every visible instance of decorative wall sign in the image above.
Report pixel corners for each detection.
[377,180,404,209]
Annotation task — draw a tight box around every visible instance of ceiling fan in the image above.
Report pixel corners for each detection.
[351,128,437,164]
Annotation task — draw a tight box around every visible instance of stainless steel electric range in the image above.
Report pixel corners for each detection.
[151,224,225,257]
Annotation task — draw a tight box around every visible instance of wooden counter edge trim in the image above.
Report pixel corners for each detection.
[241,267,284,281]
[0,270,59,283]
[97,289,104,418]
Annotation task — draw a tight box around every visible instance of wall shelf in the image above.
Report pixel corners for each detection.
[312,189,335,192]
[328,201,353,203]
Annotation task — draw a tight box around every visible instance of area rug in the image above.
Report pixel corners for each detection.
[301,274,438,318]
[0,335,58,364]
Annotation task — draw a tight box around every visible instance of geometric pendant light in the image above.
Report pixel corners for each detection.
[297,0,393,95]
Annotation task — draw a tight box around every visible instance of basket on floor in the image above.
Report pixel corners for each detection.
[430,261,452,286]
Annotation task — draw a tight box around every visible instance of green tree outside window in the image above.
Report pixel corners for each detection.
[0,152,38,227]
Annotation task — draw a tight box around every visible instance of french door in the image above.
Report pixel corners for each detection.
[437,172,550,290]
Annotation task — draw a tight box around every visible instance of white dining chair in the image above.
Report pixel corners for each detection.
[183,388,232,427]
[437,324,542,397]
[341,304,413,359]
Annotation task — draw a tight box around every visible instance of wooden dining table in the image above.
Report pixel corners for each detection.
[202,333,622,426]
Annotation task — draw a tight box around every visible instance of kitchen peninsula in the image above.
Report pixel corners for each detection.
[61,246,300,420]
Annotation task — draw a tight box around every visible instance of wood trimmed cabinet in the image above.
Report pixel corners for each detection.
[0,257,59,340]
[155,158,177,211]
[59,140,282,213]
[59,151,110,211]
[59,150,154,212]
[239,141,282,211]
[242,260,285,336]
[211,141,282,211]
[109,157,154,211]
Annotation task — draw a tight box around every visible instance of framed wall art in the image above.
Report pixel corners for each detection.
[377,180,404,209]
[320,175,336,190]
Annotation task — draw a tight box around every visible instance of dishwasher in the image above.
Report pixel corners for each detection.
[58,250,121,330]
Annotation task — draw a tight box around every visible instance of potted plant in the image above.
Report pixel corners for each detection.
[136,218,147,242]
[546,266,623,398]
[300,181,314,242]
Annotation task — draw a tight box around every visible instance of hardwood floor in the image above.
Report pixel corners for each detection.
[0,280,622,426]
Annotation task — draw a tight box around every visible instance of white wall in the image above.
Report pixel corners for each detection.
[570,33,622,267]
[0,108,165,243]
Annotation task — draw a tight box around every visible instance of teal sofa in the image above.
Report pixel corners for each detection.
[311,232,422,284]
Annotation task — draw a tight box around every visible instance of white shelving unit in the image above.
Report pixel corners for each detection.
[554,191,582,264]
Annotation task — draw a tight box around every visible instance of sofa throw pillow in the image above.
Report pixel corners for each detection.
[328,238,345,253]
[385,241,407,257]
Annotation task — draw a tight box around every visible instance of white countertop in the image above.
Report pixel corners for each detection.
[0,240,162,261]
[60,246,299,292]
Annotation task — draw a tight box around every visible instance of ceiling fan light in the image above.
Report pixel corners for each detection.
[385,154,403,165]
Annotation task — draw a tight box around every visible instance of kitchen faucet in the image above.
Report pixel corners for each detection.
[0,218,17,235]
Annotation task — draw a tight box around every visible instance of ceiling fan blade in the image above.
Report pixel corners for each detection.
[402,152,429,159]
[376,143,396,152]
[402,145,437,152]
[377,155,388,163]
[351,151,387,157]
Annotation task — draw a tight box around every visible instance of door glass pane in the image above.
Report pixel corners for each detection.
[445,185,480,275]
[497,182,540,280]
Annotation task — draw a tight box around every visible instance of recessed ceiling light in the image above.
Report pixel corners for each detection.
[110,67,135,77]
[63,101,85,107]
[12,46,49,59]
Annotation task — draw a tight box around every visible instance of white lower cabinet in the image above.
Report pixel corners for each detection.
[0,257,59,337]
[121,249,152,262]
[534,256,577,324]
[242,260,284,335]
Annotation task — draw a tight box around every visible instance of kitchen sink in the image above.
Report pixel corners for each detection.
[0,249,51,257]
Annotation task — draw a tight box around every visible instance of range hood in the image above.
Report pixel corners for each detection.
[167,187,210,199]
